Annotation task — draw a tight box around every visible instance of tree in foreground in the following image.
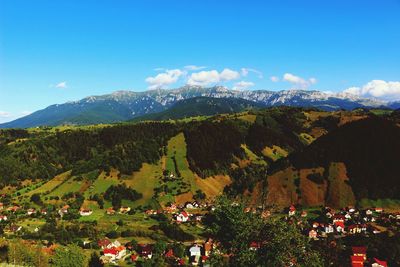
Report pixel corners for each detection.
[205,196,324,267]
[51,244,86,267]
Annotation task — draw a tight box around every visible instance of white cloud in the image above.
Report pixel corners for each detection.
[187,70,220,86]
[187,68,241,86]
[55,81,67,89]
[233,81,255,90]
[343,80,400,101]
[0,111,11,118]
[220,68,240,81]
[283,73,316,89]
[184,65,207,71]
[270,76,280,82]
[241,68,263,78]
[145,69,184,89]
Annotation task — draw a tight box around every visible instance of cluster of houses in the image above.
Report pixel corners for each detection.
[97,238,215,266]
[282,205,396,238]
[350,246,388,267]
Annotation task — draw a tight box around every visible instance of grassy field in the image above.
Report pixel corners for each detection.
[47,176,83,197]
[165,133,198,194]
[262,145,288,161]
[241,144,267,165]
[124,162,162,207]
[84,170,119,198]
[22,171,72,197]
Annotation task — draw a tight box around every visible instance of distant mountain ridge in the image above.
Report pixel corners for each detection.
[130,96,265,122]
[0,86,388,128]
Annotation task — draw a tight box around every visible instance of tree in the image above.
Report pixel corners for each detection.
[205,196,324,267]
[51,244,86,267]
[30,193,42,205]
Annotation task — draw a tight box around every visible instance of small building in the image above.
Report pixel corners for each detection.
[372,258,388,267]
[288,205,296,216]
[0,215,8,221]
[106,207,116,215]
[119,206,131,214]
[79,209,93,216]
[352,246,367,260]
[176,211,190,223]
[308,229,318,239]
[350,255,364,267]
[139,244,153,259]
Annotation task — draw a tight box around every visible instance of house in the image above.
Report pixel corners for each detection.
[79,209,93,216]
[375,207,383,213]
[98,239,112,249]
[41,209,47,215]
[204,238,213,256]
[130,254,138,262]
[27,208,36,215]
[372,258,388,267]
[324,224,334,234]
[348,224,366,234]
[334,221,345,233]
[189,245,202,265]
[189,245,202,257]
[366,209,373,216]
[0,203,4,210]
[7,205,20,213]
[288,205,296,216]
[139,244,153,259]
[0,215,8,221]
[164,204,177,213]
[103,245,126,261]
[312,222,319,228]
[119,206,131,214]
[165,249,174,258]
[185,202,195,209]
[249,241,261,251]
[106,207,115,215]
[352,246,367,260]
[301,211,308,217]
[350,255,365,267]
[58,205,69,217]
[333,214,346,223]
[308,229,318,239]
[176,211,190,223]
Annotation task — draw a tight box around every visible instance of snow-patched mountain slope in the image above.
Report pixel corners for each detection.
[0,86,387,128]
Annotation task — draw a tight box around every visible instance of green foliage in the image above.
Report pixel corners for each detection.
[51,244,86,267]
[0,122,178,186]
[185,120,246,177]
[159,222,195,241]
[7,239,48,267]
[205,196,324,267]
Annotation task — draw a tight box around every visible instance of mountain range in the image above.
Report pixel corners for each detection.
[0,86,394,128]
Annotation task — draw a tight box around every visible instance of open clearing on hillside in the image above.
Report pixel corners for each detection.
[47,176,82,197]
[262,145,288,161]
[23,171,71,197]
[84,170,119,198]
[165,133,197,193]
[195,174,231,199]
[124,162,162,206]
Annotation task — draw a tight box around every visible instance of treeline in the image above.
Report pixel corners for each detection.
[0,122,178,186]
[184,120,246,177]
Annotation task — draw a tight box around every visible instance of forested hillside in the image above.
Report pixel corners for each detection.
[0,107,399,208]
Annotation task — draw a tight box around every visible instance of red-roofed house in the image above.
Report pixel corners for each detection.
[288,205,296,216]
[352,246,367,260]
[372,258,388,267]
[176,211,190,223]
[351,255,364,267]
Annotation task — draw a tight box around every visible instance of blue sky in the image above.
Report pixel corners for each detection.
[1,0,400,122]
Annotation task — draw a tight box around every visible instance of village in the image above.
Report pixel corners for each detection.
[0,195,399,266]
